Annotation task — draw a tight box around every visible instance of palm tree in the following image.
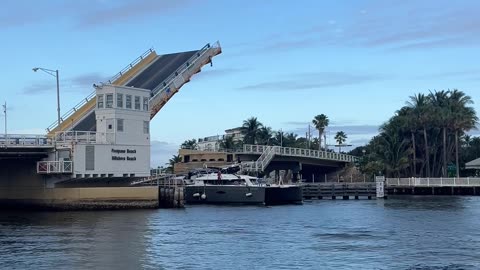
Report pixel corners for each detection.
[257,126,274,145]
[310,137,320,150]
[379,123,410,177]
[271,130,284,146]
[312,114,329,151]
[449,90,478,177]
[166,154,182,173]
[334,131,347,152]
[220,136,235,150]
[397,106,418,176]
[428,90,450,177]
[181,139,197,150]
[284,132,298,147]
[407,93,432,177]
[242,117,263,145]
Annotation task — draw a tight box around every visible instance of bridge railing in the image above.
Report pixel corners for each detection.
[149,42,222,117]
[108,48,155,84]
[55,131,116,145]
[37,161,73,174]
[386,177,480,187]
[150,42,220,99]
[0,134,52,147]
[243,144,357,163]
[46,91,96,132]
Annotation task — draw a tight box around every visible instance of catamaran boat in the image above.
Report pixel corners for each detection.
[264,183,303,205]
[255,176,303,206]
[184,173,265,205]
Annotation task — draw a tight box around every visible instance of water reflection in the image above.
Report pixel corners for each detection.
[0,210,155,269]
[1,197,480,269]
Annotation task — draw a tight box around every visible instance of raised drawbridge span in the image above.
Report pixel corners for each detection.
[46,42,222,135]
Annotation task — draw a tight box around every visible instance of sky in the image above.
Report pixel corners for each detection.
[1,0,480,166]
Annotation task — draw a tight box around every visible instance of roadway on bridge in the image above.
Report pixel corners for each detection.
[126,50,198,91]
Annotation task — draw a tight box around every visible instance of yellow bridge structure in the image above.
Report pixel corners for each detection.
[47,42,221,136]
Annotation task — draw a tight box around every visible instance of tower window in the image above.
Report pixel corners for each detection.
[143,97,149,111]
[106,94,113,108]
[97,94,104,109]
[135,96,140,110]
[143,121,149,134]
[126,95,132,109]
[117,93,123,108]
[117,119,124,132]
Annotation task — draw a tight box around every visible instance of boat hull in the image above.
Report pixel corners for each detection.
[265,185,303,205]
[185,185,265,205]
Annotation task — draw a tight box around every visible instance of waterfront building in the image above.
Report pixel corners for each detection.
[196,127,245,152]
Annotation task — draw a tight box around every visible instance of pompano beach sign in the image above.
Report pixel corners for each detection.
[111,148,137,161]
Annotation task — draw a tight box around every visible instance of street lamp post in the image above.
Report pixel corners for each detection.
[32,67,60,126]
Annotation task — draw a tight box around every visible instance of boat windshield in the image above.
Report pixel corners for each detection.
[201,178,247,185]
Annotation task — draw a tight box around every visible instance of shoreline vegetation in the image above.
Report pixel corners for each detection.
[166,90,479,180]
[350,89,478,179]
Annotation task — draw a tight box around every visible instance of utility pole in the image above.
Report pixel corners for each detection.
[55,69,60,126]
[280,129,283,147]
[324,130,327,150]
[307,124,311,149]
[305,132,308,149]
[2,102,6,139]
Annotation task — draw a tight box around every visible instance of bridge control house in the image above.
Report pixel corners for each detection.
[53,85,151,179]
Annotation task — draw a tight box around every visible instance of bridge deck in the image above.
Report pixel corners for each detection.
[0,134,52,148]
[126,50,198,90]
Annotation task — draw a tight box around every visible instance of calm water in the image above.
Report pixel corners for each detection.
[1,197,480,270]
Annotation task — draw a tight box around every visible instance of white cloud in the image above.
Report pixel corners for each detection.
[150,140,179,168]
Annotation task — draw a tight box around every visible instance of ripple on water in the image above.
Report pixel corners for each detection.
[1,197,480,269]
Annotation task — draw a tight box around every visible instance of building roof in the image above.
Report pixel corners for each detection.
[465,157,480,169]
[225,127,243,133]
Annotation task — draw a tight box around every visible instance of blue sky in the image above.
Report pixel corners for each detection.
[1,0,480,166]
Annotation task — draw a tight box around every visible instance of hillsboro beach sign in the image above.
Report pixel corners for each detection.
[111,148,137,161]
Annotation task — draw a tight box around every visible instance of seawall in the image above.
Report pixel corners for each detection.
[0,187,159,210]
[1,159,160,210]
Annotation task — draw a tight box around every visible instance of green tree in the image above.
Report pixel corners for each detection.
[257,126,274,145]
[220,136,235,150]
[295,137,309,149]
[396,106,418,176]
[271,130,284,146]
[242,117,263,145]
[310,137,320,150]
[181,139,197,149]
[352,89,478,178]
[449,89,478,177]
[379,119,410,177]
[334,131,347,152]
[279,132,297,147]
[428,90,450,177]
[312,114,329,151]
[407,93,432,177]
[165,154,182,173]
